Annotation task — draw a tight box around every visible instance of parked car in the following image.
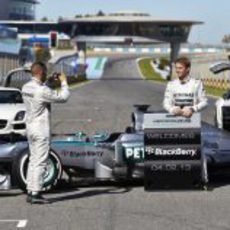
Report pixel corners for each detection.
[210,61,230,131]
[0,87,26,136]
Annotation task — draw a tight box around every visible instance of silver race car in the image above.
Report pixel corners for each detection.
[0,105,230,191]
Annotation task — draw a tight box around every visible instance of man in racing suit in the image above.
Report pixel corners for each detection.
[22,62,70,204]
[163,56,208,185]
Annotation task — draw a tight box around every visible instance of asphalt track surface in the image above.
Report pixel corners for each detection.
[51,56,216,135]
[0,56,229,230]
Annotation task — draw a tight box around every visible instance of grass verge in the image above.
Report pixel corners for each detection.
[138,58,167,83]
[138,57,226,98]
[204,86,225,97]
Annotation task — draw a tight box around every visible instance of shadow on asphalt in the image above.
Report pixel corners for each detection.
[0,191,23,197]
[208,175,230,190]
[49,188,131,203]
[45,179,142,203]
[48,178,143,193]
[47,176,230,197]
[0,176,229,201]
[48,179,230,204]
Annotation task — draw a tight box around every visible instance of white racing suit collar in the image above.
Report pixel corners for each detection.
[178,75,191,84]
[32,76,44,86]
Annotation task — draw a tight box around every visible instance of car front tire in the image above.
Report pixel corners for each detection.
[12,149,62,192]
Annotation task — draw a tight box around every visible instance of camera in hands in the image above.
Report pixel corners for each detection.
[47,72,61,88]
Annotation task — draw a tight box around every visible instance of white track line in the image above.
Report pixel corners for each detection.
[0,219,28,228]
[17,220,28,228]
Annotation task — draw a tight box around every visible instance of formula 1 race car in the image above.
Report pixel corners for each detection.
[0,105,230,191]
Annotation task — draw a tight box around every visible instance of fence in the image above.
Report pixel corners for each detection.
[49,52,80,76]
[3,50,230,91]
[2,67,32,88]
[0,54,19,85]
[2,52,80,89]
[190,54,230,90]
[0,38,21,85]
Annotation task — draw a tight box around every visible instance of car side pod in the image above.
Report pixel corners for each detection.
[95,160,113,180]
[95,160,129,180]
[112,164,129,179]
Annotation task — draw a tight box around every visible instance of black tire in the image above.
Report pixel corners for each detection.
[12,149,62,192]
[214,109,218,128]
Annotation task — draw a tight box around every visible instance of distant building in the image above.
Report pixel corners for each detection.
[0,0,38,20]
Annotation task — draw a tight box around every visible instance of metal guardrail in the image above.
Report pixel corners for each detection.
[0,54,19,85]
[2,52,81,89]
[2,67,32,88]
[49,52,80,76]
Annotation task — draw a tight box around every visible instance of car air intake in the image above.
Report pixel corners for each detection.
[13,124,26,130]
[0,120,7,129]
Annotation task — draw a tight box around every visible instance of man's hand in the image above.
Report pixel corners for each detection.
[172,106,183,116]
[59,73,67,83]
[182,107,193,118]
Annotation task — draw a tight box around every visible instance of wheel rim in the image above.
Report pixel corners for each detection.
[19,154,28,184]
[19,153,59,187]
[43,159,57,185]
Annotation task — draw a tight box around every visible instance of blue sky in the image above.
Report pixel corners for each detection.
[37,0,230,44]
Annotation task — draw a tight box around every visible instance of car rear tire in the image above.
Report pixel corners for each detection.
[12,149,62,192]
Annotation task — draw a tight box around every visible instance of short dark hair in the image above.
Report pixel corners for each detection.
[175,57,191,69]
[31,61,47,73]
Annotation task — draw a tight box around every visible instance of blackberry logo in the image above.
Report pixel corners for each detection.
[155,148,196,156]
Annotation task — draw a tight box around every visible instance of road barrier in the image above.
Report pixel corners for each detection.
[0,38,21,85]
[0,54,19,85]
[2,52,82,89]
[49,52,80,76]
[202,78,230,90]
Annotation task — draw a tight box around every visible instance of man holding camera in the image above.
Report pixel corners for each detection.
[22,62,70,204]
